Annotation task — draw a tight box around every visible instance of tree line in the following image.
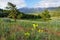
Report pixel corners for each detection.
[0,2,51,21]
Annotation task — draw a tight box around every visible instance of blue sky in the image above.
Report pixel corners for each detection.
[0,0,60,9]
[25,0,41,8]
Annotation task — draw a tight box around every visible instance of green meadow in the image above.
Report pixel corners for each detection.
[0,17,60,40]
[0,2,60,40]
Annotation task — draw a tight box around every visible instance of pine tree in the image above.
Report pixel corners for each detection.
[41,9,51,20]
[6,2,18,22]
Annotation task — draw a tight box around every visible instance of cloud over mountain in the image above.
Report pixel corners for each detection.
[34,0,60,8]
[0,0,26,9]
[0,0,60,9]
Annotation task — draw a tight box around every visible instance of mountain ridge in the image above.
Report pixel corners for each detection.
[19,7,60,13]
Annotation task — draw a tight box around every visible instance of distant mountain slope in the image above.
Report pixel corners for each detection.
[48,7,60,11]
[19,7,45,13]
[19,7,60,13]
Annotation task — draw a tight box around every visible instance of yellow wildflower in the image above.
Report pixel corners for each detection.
[36,24,38,27]
[25,32,30,36]
[33,24,36,27]
[38,29,41,33]
[38,29,44,33]
[33,24,38,29]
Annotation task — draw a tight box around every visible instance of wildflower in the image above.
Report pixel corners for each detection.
[25,32,30,36]
[33,24,38,29]
[38,29,41,33]
[36,24,38,27]
[38,29,44,33]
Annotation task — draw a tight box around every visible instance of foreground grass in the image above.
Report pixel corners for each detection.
[0,18,60,40]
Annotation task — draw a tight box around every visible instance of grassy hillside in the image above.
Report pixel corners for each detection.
[0,18,60,40]
[49,7,60,17]
[0,7,60,40]
[28,7,60,17]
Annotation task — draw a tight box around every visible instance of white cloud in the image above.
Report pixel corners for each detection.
[0,0,26,9]
[34,0,60,8]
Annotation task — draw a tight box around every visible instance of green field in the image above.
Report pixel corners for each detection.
[0,18,60,40]
[0,1,60,40]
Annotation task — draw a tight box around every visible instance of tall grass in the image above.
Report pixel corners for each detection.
[0,18,60,40]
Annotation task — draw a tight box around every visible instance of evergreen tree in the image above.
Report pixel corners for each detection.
[41,9,51,20]
[6,2,19,21]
